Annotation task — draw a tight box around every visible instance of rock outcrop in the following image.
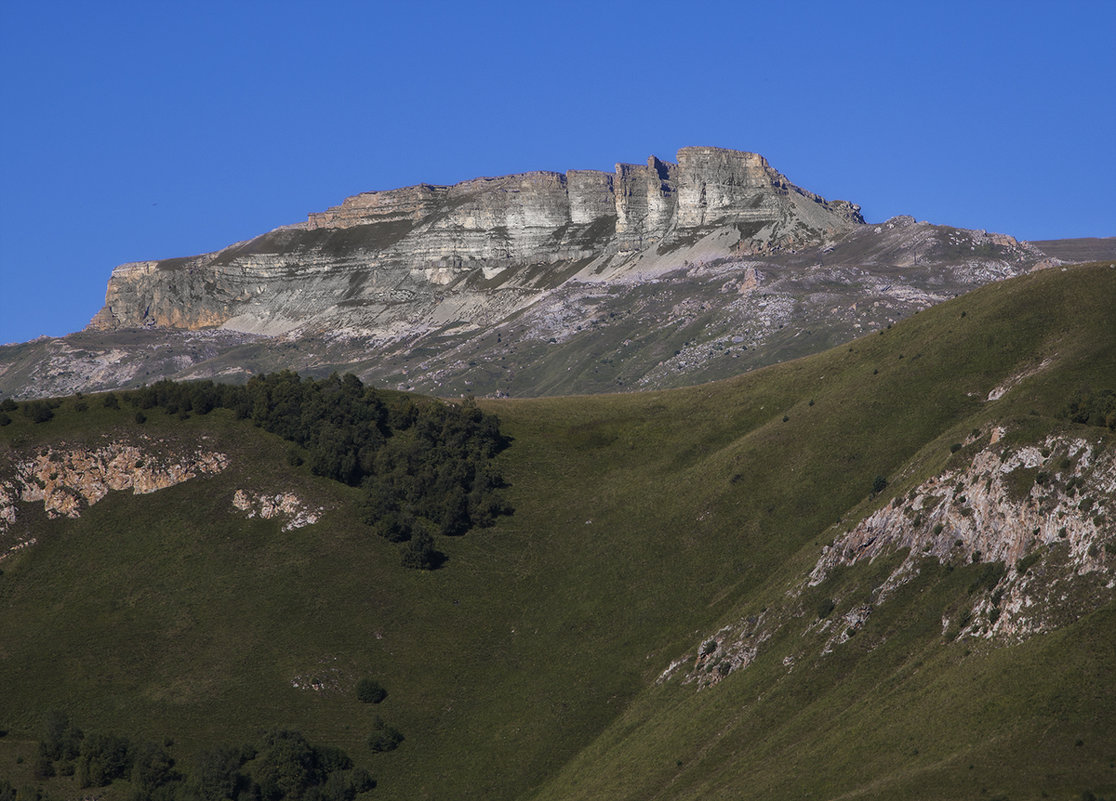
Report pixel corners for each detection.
[232,488,322,531]
[664,427,1115,690]
[0,439,228,559]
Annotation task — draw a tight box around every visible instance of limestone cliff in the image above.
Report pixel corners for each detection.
[88,147,863,337]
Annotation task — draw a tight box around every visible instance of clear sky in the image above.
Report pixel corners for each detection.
[1,0,1113,344]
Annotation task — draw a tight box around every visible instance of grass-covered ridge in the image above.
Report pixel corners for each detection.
[0,262,1114,800]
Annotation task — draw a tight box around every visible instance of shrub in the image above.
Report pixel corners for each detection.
[22,401,53,424]
[817,598,836,619]
[950,443,963,453]
[355,678,386,704]
[368,718,404,753]
[1016,550,1041,574]
[0,398,17,412]
[135,411,147,424]
[870,475,888,497]
[400,532,444,570]
[700,639,717,656]
[103,392,120,409]
[0,413,9,427]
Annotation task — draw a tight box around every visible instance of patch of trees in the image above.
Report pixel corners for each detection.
[31,712,377,801]
[21,400,57,424]
[0,397,16,426]
[1061,388,1116,430]
[119,372,511,568]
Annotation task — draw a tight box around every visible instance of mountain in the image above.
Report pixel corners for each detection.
[1,261,1114,800]
[0,148,1066,401]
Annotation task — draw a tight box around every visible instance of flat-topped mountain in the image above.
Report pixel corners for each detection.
[88,147,863,335]
[0,147,1075,400]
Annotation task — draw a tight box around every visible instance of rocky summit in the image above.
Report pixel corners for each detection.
[0,147,1090,400]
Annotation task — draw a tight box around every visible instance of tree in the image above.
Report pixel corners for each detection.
[132,741,176,793]
[870,475,888,497]
[367,718,403,753]
[193,744,248,801]
[41,710,82,761]
[400,532,443,570]
[355,678,386,704]
[76,732,133,787]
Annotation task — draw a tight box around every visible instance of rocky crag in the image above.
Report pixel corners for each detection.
[0,147,1076,400]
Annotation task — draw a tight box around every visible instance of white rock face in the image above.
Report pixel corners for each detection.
[88,147,864,337]
[809,433,1114,641]
[232,489,322,531]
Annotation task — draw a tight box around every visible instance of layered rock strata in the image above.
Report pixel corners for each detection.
[89,147,864,337]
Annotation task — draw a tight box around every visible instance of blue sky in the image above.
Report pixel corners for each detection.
[1,1,1114,344]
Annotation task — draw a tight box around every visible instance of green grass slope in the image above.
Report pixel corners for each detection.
[1,262,1114,800]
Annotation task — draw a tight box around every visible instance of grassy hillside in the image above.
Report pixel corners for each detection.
[1,262,1114,800]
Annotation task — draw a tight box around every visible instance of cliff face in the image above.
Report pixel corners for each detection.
[88,147,864,336]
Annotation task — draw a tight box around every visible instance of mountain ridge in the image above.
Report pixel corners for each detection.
[0,148,1087,402]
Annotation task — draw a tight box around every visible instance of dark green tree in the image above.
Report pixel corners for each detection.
[355,678,386,704]
[367,718,404,753]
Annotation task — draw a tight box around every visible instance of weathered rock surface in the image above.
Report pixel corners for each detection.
[88,147,864,338]
[2,147,1074,401]
[232,488,322,531]
[665,427,1115,689]
[0,439,228,559]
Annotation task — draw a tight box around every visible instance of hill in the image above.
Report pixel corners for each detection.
[1,261,1114,800]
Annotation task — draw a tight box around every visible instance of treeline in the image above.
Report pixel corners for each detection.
[118,372,512,568]
[24,711,375,801]
[0,373,512,567]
